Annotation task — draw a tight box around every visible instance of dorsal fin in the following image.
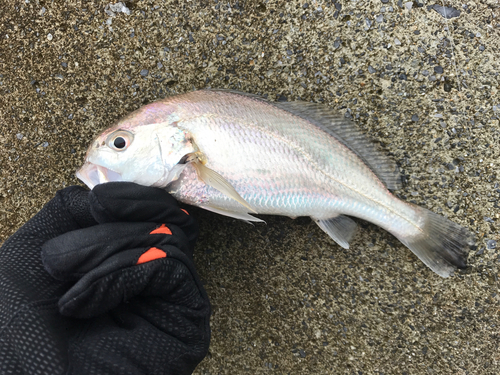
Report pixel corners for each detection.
[274,101,402,190]
[207,89,402,190]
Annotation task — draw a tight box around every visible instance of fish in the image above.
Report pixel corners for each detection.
[77,89,473,277]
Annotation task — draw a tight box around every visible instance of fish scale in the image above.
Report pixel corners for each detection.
[169,94,397,221]
[77,89,473,277]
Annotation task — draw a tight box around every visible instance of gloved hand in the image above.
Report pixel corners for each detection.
[0,182,211,375]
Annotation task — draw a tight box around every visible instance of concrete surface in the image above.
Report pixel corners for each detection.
[1,0,499,373]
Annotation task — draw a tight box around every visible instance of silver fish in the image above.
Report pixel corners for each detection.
[77,90,472,277]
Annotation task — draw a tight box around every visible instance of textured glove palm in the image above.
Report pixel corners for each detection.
[0,182,211,375]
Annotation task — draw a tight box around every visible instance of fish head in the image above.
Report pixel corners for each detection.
[77,101,195,189]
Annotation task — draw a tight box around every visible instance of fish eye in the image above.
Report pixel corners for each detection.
[106,130,134,151]
[114,137,126,149]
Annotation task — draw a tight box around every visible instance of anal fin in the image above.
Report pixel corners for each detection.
[315,215,357,249]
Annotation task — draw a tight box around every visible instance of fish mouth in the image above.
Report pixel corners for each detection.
[76,162,123,189]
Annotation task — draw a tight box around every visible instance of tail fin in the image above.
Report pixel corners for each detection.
[396,208,474,277]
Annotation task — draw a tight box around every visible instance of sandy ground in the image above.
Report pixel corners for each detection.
[1,0,499,373]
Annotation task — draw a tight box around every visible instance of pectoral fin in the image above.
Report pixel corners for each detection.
[314,215,357,249]
[192,161,257,213]
[201,205,265,223]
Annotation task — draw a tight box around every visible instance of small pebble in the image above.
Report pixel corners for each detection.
[47,33,53,41]
[434,66,444,74]
[411,114,419,122]
[105,2,131,16]
[404,2,413,10]
[140,69,149,77]
[61,62,67,68]
[394,38,401,46]
[376,14,384,23]
[431,5,461,19]
[16,133,23,140]
[479,45,485,51]
[368,66,376,74]
[487,240,497,250]
[157,62,163,69]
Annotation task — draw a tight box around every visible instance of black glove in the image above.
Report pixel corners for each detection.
[0,182,211,375]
